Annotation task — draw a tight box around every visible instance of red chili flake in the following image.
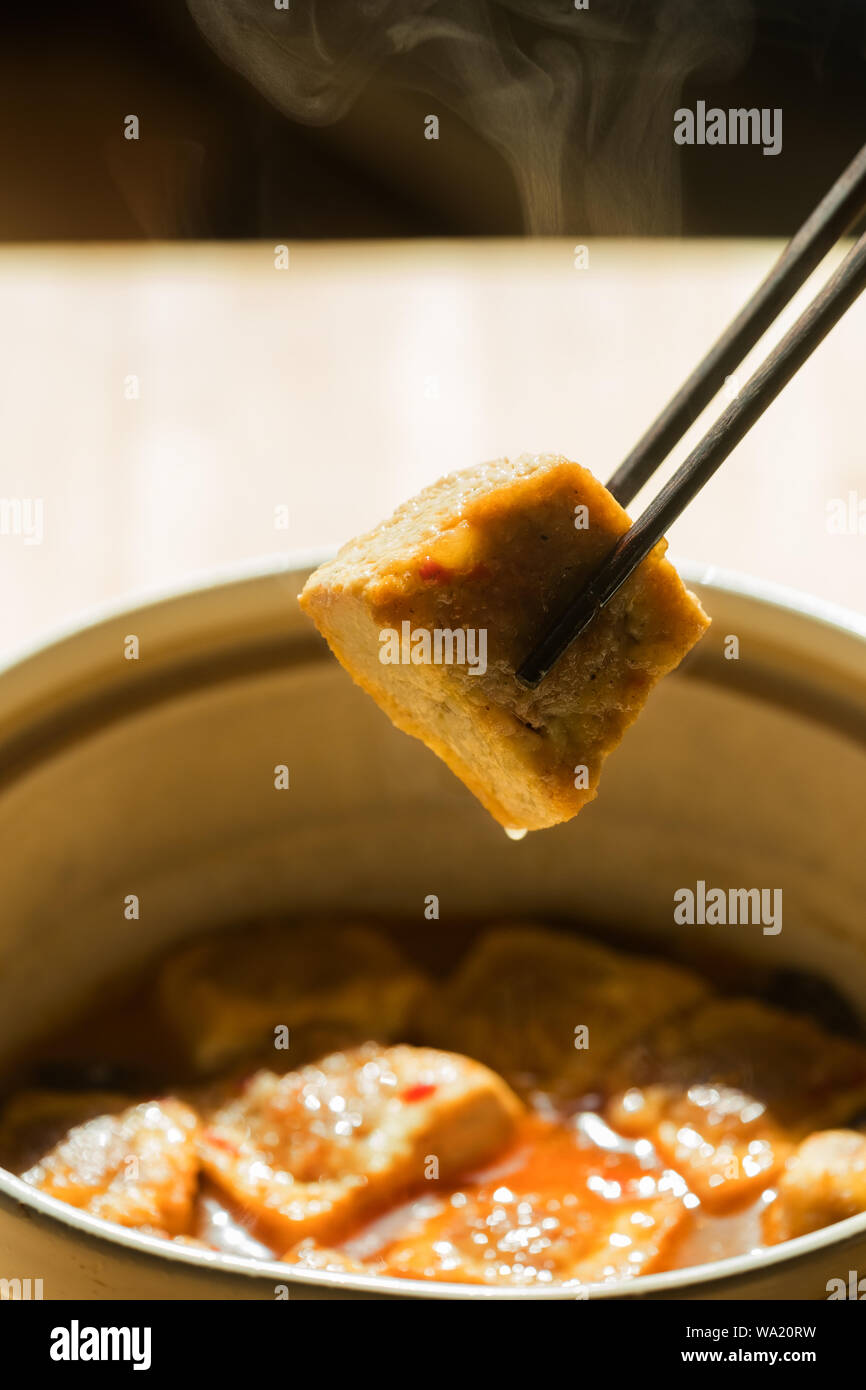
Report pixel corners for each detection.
[401,1083,437,1103]
[418,558,450,583]
[203,1130,238,1153]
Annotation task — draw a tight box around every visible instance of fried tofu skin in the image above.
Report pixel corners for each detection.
[607,1000,866,1211]
[198,1044,523,1249]
[299,454,709,831]
[421,924,707,1099]
[763,1130,866,1243]
[21,1098,200,1236]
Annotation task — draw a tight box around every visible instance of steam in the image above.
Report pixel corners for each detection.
[187,0,753,234]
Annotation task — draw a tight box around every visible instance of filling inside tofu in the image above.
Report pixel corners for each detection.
[2,919,865,1289]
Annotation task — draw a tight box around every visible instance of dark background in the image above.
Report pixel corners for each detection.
[1,0,865,240]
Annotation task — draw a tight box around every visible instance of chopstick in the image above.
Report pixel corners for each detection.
[608,142,866,509]
[516,147,866,689]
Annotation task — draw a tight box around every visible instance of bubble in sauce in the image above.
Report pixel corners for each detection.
[505,827,528,842]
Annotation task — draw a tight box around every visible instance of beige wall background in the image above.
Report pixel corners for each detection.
[0,238,862,663]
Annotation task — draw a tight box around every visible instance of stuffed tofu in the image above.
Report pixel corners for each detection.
[299,454,709,831]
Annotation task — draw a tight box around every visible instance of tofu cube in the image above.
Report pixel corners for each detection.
[607,999,866,1210]
[763,1130,866,1243]
[371,1118,691,1287]
[421,924,708,1099]
[198,1044,523,1249]
[299,454,709,831]
[21,1098,200,1237]
[156,921,429,1075]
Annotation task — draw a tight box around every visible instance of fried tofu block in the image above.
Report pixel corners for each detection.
[299,455,709,831]
[607,1000,866,1211]
[373,1119,691,1287]
[763,1130,866,1243]
[21,1098,200,1236]
[156,921,429,1075]
[199,1044,523,1249]
[607,1083,788,1212]
[420,925,707,1099]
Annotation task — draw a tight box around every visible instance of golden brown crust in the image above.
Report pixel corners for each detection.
[606,999,866,1210]
[419,924,709,1097]
[197,1044,523,1247]
[300,454,710,830]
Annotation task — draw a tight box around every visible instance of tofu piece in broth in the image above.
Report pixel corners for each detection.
[156,921,429,1075]
[198,1044,523,1249]
[420,925,708,1100]
[763,1129,866,1243]
[372,1117,692,1287]
[21,1098,200,1236]
[607,999,866,1210]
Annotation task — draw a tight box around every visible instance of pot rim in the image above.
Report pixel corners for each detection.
[2,1161,865,1300]
[0,554,864,1298]
[0,552,863,685]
